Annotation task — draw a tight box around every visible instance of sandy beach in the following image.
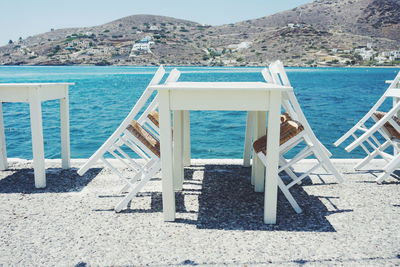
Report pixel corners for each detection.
[0,158,399,266]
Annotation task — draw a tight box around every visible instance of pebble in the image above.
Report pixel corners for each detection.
[0,159,399,266]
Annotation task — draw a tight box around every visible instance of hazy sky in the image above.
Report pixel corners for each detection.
[0,0,313,45]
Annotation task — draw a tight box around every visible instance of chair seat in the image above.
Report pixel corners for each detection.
[373,111,400,139]
[253,119,304,155]
[127,121,160,157]
[148,110,159,127]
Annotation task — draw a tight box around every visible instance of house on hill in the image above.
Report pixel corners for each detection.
[129,36,155,56]
[149,25,159,31]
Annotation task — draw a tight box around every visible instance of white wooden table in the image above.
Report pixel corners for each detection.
[150,81,293,224]
[0,83,73,188]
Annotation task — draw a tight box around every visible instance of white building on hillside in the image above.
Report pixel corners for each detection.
[354,47,377,61]
[149,25,159,31]
[361,50,375,60]
[389,51,400,61]
[129,36,155,56]
[227,41,252,51]
[375,55,388,64]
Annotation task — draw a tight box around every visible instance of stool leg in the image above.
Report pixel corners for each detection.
[29,94,46,188]
[0,103,8,170]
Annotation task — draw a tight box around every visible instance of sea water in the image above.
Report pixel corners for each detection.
[0,66,398,159]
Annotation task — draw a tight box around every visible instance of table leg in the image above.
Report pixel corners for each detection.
[173,110,184,191]
[29,92,46,189]
[60,88,70,169]
[254,111,266,192]
[243,111,255,167]
[0,103,8,170]
[264,91,282,224]
[250,113,257,185]
[159,91,176,221]
[183,110,191,166]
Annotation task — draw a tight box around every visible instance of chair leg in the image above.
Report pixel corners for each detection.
[118,158,154,193]
[376,155,400,184]
[314,146,344,183]
[376,171,392,184]
[279,154,296,172]
[119,171,142,193]
[355,152,379,171]
[243,111,255,167]
[354,140,391,170]
[119,184,130,194]
[115,162,160,212]
[318,140,332,158]
[277,177,302,213]
[279,156,301,185]
[115,175,147,212]
[257,152,302,214]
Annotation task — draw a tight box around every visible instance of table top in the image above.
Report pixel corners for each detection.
[0,83,74,88]
[0,83,73,102]
[150,81,292,91]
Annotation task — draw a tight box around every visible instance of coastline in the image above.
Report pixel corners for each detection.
[1,64,399,68]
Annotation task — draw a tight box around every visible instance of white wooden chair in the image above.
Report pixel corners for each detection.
[77,66,181,212]
[334,72,400,183]
[243,67,333,169]
[252,61,343,213]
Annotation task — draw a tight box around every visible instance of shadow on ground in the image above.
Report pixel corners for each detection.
[116,164,352,232]
[344,169,400,184]
[0,167,101,193]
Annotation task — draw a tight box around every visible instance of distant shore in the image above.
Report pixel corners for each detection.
[1,64,399,68]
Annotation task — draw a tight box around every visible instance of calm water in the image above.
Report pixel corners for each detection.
[0,66,399,159]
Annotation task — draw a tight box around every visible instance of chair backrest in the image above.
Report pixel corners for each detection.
[267,61,336,159]
[385,71,400,103]
[268,61,303,123]
[137,68,181,125]
[108,66,166,134]
[269,60,292,87]
[334,71,400,147]
[268,61,322,144]
[76,66,167,176]
[134,68,182,156]
[265,61,298,120]
[166,68,181,83]
[261,68,273,84]
[345,100,400,152]
[387,71,400,90]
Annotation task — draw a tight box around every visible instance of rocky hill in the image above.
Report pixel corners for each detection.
[0,0,399,67]
[241,0,400,40]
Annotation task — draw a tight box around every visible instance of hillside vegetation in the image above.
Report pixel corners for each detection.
[1,0,399,66]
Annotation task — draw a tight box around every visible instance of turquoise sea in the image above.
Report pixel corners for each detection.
[0,66,399,159]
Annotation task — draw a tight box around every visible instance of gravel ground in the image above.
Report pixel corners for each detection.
[0,158,399,266]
